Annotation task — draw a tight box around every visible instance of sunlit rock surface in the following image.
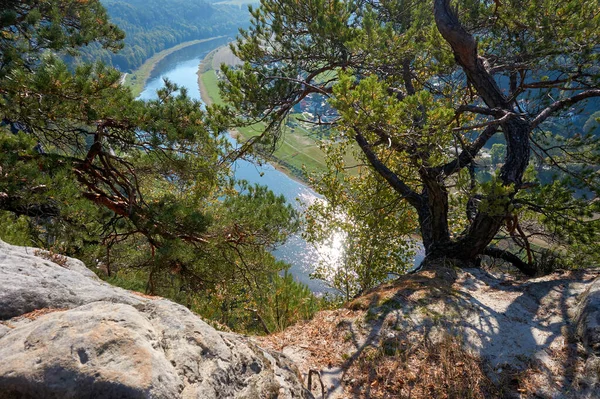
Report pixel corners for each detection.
[257,264,600,398]
[575,278,600,397]
[0,239,312,399]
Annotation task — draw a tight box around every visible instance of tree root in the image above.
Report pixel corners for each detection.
[483,246,537,276]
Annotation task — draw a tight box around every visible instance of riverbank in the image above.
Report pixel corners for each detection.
[196,48,307,182]
[125,36,226,97]
[197,45,336,184]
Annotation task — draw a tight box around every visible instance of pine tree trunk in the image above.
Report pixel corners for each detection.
[415,0,536,274]
[417,174,451,254]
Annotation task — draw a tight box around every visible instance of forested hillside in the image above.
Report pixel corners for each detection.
[77,0,249,71]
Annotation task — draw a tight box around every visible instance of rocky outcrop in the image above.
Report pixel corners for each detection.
[574,278,600,397]
[576,278,600,354]
[0,239,312,399]
[257,265,600,398]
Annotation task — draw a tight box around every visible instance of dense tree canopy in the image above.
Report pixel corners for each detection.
[220,0,600,277]
[79,0,250,72]
[0,0,314,332]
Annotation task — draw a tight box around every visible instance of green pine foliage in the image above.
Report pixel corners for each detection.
[0,0,320,332]
[192,267,324,334]
[217,0,600,279]
[305,141,418,299]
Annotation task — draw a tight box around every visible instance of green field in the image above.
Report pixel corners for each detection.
[198,58,333,178]
[198,70,224,106]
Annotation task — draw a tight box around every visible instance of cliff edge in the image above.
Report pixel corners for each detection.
[0,239,312,399]
[257,264,600,398]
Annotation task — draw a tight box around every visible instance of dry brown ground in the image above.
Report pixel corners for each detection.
[254,265,600,398]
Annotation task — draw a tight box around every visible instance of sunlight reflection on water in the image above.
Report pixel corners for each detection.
[138,42,425,294]
[232,160,340,293]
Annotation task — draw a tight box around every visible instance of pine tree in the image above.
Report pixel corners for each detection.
[0,0,301,315]
[218,0,600,274]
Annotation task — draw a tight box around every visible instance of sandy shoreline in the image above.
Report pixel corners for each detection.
[198,76,214,107]
[196,47,218,106]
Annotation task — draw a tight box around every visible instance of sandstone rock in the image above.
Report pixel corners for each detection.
[0,240,141,320]
[573,277,600,397]
[0,239,312,398]
[575,277,600,355]
[258,266,600,398]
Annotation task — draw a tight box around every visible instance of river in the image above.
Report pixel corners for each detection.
[137,39,424,293]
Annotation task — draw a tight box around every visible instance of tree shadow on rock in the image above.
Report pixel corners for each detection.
[334,265,598,398]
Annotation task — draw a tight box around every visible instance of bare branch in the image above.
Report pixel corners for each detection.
[531,89,600,129]
[439,124,499,176]
[353,129,422,208]
[261,74,332,96]
[452,112,512,131]
[483,246,537,276]
[456,105,503,117]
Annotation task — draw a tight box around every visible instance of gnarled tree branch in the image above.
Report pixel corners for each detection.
[531,89,600,129]
[353,129,422,208]
[483,246,537,276]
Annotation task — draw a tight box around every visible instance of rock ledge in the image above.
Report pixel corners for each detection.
[0,239,312,399]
